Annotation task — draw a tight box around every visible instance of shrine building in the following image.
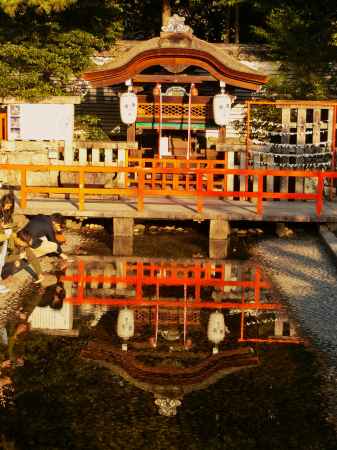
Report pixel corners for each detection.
[80,14,267,160]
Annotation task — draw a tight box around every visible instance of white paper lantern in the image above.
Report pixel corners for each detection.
[207,311,228,345]
[120,92,138,125]
[116,307,135,341]
[213,93,232,126]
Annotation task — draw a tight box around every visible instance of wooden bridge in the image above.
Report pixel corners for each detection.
[2,160,336,219]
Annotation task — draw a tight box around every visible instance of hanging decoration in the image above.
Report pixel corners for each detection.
[213,87,232,126]
[250,143,331,169]
[116,307,135,351]
[207,311,229,354]
[120,88,138,125]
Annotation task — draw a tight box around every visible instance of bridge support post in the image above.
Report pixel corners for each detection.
[113,236,133,256]
[209,239,229,259]
[209,219,230,258]
[113,217,134,237]
[113,218,134,256]
[209,219,230,240]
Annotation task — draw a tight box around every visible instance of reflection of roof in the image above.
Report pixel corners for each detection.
[81,341,258,395]
[83,34,267,90]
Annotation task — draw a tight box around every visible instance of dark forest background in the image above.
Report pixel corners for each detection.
[0,0,335,99]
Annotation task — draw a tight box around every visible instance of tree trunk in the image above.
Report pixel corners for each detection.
[234,3,240,44]
[162,0,171,27]
[222,9,230,43]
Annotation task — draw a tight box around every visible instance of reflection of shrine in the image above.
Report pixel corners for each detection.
[58,257,302,416]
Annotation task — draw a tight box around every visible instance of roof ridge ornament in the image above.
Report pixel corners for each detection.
[161,14,192,34]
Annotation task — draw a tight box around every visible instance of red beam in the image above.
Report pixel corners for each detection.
[66,297,281,309]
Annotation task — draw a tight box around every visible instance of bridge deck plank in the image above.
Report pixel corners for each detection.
[15,196,337,222]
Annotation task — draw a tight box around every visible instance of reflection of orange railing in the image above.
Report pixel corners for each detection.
[63,260,276,309]
[0,160,334,215]
[62,260,303,345]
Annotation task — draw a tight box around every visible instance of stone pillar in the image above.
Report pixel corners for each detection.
[209,220,230,259]
[113,217,134,237]
[209,219,230,240]
[209,239,229,259]
[117,146,128,187]
[113,236,133,256]
[113,217,134,256]
[64,141,74,165]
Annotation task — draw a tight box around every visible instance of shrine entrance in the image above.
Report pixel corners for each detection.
[82,14,267,161]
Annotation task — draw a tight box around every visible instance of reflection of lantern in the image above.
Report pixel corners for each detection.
[207,311,228,354]
[120,91,138,125]
[117,307,135,351]
[213,92,232,126]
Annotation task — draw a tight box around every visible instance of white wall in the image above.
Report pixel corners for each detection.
[10,104,74,144]
[29,302,74,330]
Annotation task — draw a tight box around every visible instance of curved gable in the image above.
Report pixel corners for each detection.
[83,34,267,91]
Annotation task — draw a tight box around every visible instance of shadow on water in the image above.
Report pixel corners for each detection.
[1,255,336,450]
[75,218,252,259]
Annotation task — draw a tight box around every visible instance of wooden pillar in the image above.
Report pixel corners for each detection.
[296,108,306,194]
[227,151,235,199]
[218,127,226,143]
[252,150,259,203]
[127,124,136,142]
[162,0,171,27]
[280,108,290,195]
[239,151,247,197]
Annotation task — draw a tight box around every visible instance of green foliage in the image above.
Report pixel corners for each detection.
[121,0,246,41]
[0,1,123,99]
[74,114,110,141]
[0,0,77,16]
[252,1,337,98]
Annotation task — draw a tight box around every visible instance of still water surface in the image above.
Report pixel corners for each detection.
[0,228,336,450]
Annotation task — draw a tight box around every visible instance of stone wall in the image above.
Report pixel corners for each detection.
[0,140,62,187]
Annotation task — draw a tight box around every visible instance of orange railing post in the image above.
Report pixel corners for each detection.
[257,173,263,215]
[79,168,85,211]
[20,168,27,208]
[316,172,324,216]
[196,171,203,212]
[137,168,144,211]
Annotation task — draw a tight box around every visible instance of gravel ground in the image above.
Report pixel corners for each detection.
[251,233,337,432]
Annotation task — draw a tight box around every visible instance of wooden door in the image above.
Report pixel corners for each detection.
[0,112,7,140]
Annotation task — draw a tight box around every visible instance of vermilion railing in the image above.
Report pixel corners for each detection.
[63,260,274,308]
[0,160,336,216]
[62,260,303,345]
